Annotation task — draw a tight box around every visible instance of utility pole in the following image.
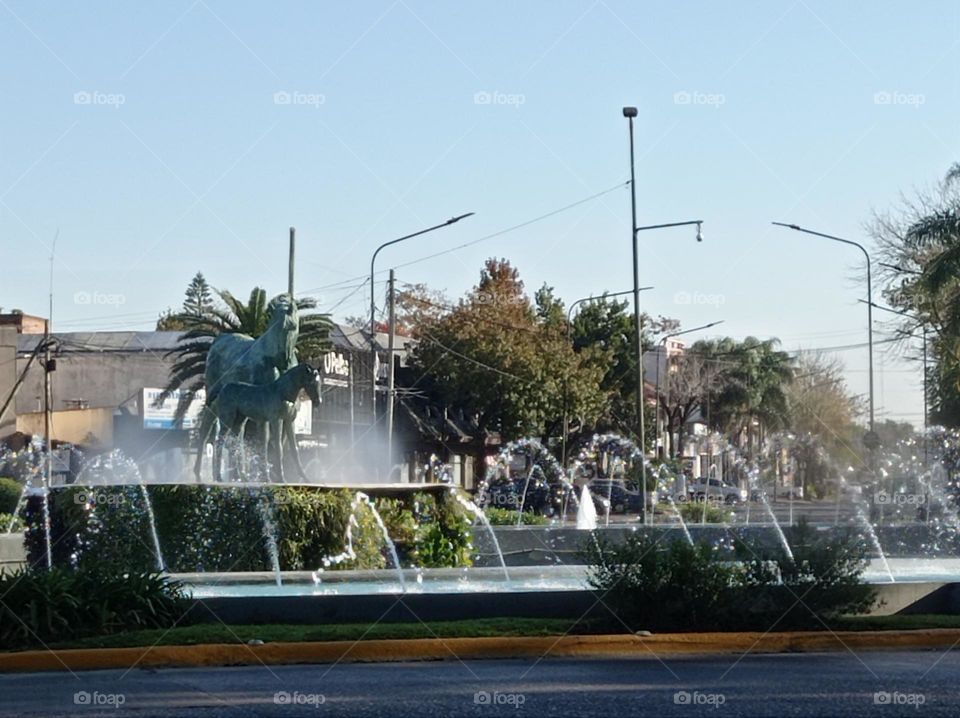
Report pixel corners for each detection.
[43,232,57,569]
[386,269,397,479]
[288,227,295,297]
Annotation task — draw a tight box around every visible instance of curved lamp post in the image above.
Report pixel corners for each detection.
[772,222,875,443]
[369,214,474,427]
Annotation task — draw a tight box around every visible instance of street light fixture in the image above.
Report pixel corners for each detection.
[654,320,725,459]
[561,287,653,465]
[772,222,877,447]
[624,106,705,522]
[369,213,474,424]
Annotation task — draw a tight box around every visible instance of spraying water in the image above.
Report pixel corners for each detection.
[576,485,597,530]
[453,490,509,580]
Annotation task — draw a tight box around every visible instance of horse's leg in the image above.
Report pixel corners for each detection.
[213,419,225,483]
[274,420,285,484]
[286,418,308,481]
[194,407,215,481]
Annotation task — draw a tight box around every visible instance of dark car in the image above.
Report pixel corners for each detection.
[586,479,643,514]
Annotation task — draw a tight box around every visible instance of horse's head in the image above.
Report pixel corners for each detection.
[266,294,300,367]
[268,293,299,334]
[297,362,321,405]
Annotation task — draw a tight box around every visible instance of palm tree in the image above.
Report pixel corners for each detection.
[696,337,794,453]
[158,286,333,421]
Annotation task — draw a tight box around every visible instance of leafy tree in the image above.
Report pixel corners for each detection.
[871,162,960,426]
[408,258,605,441]
[159,287,333,419]
[786,352,863,476]
[569,294,676,446]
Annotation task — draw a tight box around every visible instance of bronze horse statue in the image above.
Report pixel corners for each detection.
[193,294,299,480]
[211,362,320,483]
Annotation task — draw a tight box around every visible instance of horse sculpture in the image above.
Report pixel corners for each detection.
[193,294,299,480]
[211,362,320,483]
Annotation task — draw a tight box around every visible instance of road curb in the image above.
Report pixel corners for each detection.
[1,629,958,673]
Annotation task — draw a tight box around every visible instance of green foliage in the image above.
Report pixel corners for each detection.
[409,258,607,440]
[0,477,21,515]
[409,491,472,568]
[677,500,732,524]
[24,486,472,573]
[585,523,874,631]
[483,507,549,525]
[585,533,738,630]
[0,567,187,649]
[0,513,22,531]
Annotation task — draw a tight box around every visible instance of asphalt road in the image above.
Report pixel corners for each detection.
[2,650,957,717]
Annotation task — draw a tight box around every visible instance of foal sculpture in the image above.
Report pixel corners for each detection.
[211,362,321,483]
[193,294,299,479]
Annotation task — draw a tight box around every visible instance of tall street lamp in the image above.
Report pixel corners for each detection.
[369,213,474,424]
[624,103,705,522]
[561,287,653,465]
[772,222,877,448]
[654,320,725,459]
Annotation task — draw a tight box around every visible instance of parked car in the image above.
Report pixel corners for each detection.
[688,477,747,504]
[586,479,643,514]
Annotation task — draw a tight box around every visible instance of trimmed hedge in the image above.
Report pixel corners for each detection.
[0,477,21,515]
[23,485,473,574]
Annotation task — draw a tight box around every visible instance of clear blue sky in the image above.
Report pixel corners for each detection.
[1,0,957,426]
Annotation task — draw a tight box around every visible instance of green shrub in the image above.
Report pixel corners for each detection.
[24,485,473,573]
[0,567,187,649]
[678,500,733,524]
[0,512,23,532]
[585,522,875,632]
[585,533,737,630]
[483,507,549,526]
[0,478,22,515]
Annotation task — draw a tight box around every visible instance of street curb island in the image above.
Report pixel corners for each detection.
[1,629,959,673]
